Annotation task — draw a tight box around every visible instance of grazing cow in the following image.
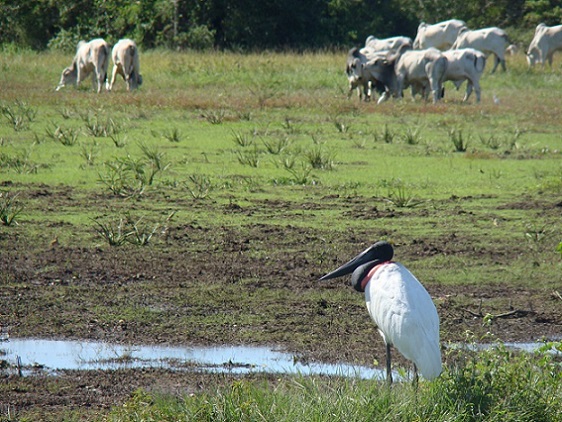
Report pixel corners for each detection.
[56,38,109,93]
[526,23,562,67]
[413,19,466,50]
[365,35,413,52]
[357,46,448,104]
[440,49,487,102]
[452,27,510,73]
[345,47,388,101]
[107,39,143,91]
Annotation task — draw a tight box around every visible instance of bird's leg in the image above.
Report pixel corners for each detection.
[386,343,393,386]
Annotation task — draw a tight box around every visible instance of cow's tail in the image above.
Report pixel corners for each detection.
[101,43,110,82]
[103,44,111,82]
[128,44,139,85]
[127,44,137,58]
[474,54,486,73]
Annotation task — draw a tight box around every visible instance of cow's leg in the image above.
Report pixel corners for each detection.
[463,79,474,102]
[76,68,82,88]
[396,77,405,100]
[431,84,439,103]
[547,53,554,67]
[90,71,97,91]
[364,81,372,102]
[491,55,500,73]
[473,80,481,103]
[98,69,106,93]
[108,65,119,91]
[500,55,507,71]
[377,89,390,105]
[126,72,132,91]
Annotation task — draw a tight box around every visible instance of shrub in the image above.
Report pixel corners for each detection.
[0,191,23,226]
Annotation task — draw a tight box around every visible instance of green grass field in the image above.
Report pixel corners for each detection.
[1,48,562,420]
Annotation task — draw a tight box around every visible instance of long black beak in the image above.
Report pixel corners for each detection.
[319,241,394,281]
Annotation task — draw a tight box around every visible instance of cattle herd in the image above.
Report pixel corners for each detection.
[55,20,562,103]
[56,38,142,93]
[346,20,562,104]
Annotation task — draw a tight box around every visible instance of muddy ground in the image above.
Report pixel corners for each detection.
[1,188,562,420]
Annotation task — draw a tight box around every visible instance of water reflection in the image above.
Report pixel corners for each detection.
[0,338,388,379]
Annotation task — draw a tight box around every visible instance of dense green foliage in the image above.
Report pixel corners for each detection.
[2,0,562,51]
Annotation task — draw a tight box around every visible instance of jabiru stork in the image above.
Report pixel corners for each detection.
[320,241,442,384]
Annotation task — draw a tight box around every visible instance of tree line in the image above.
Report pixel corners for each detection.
[1,0,560,51]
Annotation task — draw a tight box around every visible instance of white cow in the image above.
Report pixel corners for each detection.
[345,47,388,101]
[365,35,413,52]
[413,19,466,50]
[107,39,143,91]
[56,38,109,93]
[356,46,448,104]
[441,49,487,102]
[452,27,510,73]
[526,23,562,67]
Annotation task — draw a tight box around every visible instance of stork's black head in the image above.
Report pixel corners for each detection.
[319,241,394,292]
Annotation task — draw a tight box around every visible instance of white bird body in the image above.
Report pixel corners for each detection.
[319,241,442,384]
[364,262,442,380]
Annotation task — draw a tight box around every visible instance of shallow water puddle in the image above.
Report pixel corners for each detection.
[3,338,557,379]
[0,338,387,379]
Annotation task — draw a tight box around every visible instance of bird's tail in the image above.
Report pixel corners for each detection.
[416,341,442,380]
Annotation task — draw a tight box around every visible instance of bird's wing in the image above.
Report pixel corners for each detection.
[366,263,442,379]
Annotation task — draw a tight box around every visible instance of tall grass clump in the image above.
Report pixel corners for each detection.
[82,113,121,137]
[92,212,174,246]
[423,339,562,421]
[277,155,314,185]
[0,100,37,131]
[0,146,39,174]
[45,123,80,146]
[184,174,214,199]
[0,191,23,226]
[304,144,335,170]
[449,128,470,152]
[98,144,171,197]
[401,127,422,145]
[374,124,395,144]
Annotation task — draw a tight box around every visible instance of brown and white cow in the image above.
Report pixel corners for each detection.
[452,27,510,73]
[526,23,562,67]
[56,38,109,93]
[355,46,448,104]
[413,19,466,50]
[107,39,143,91]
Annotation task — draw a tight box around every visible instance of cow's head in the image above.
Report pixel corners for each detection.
[526,47,542,67]
[346,56,364,89]
[56,67,77,91]
[526,48,539,67]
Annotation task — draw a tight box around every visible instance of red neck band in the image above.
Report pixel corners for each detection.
[361,261,393,291]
